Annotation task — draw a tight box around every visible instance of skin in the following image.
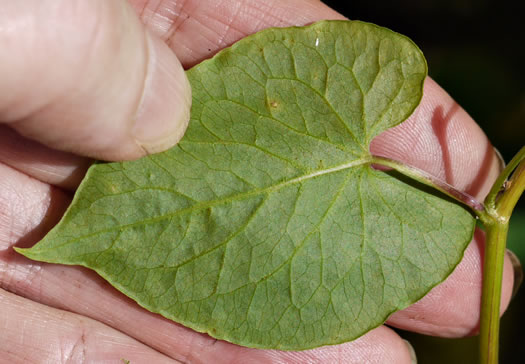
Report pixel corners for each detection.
[0,1,516,363]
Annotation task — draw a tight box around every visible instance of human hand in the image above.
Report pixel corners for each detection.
[0,1,516,363]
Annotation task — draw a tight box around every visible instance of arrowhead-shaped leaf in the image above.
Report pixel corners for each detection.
[19,21,475,350]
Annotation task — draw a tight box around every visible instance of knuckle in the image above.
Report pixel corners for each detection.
[137,0,192,40]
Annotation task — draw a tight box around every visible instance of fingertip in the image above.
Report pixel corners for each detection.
[0,0,192,162]
[131,31,192,158]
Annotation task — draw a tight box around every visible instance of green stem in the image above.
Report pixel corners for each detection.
[479,220,508,364]
[479,148,525,364]
[485,146,525,211]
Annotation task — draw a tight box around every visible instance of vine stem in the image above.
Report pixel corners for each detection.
[479,220,509,363]
[479,146,525,364]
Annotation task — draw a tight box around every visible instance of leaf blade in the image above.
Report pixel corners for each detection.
[18,20,475,350]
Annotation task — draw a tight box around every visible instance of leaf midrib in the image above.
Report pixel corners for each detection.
[39,157,373,254]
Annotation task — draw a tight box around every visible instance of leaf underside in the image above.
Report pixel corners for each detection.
[19,21,475,350]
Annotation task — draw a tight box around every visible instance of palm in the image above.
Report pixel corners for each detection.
[0,1,514,363]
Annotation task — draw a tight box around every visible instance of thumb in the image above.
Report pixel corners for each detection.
[0,0,191,161]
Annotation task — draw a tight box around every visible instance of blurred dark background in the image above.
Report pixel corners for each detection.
[321,0,524,363]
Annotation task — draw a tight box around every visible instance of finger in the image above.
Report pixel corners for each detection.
[0,163,513,346]
[131,0,345,67]
[0,289,178,364]
[0,264,412,364]
[0,164,71,252]
[0,125,90,190]
[0,0,191,161]
[1,262,414,363]
[0,0,339,189]
[0,0,340,189]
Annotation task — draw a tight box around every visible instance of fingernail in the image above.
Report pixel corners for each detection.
[507,249,523,301]
[493,146,506,170]
[403,340,417,364]
[132,32,192,154]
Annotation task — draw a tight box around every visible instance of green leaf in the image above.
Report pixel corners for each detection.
[18,20,475,350]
